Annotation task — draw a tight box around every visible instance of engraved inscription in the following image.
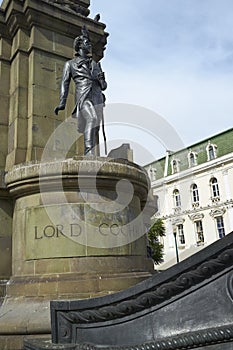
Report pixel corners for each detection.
[25,203,144,260]
[34,224,82,239]
[33,222,139,240]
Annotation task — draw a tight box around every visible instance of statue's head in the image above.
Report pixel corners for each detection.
[74,26,92,56]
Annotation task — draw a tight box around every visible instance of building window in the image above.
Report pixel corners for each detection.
[216,216,225,239]
[188,151,197,167]
[206,141,217,161]
[210,177,220,200]
[171,159,180,174]
[191,184,199,205]
[195,220,204,244]
[177,224,185,245]
[173,189,181,207]
[148,166,157,181]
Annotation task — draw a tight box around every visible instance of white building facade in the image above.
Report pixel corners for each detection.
[145,128,233,269]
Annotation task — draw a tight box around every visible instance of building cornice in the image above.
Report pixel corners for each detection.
[151,152,233,188]
[161,200,232,220]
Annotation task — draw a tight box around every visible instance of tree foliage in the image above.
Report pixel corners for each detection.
[147,218,165,264]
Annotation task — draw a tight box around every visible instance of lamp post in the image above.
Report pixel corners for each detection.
[173,230,179,263]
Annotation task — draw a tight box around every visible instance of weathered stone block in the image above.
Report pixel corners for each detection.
[5,148,27,170]
[57,278,99,296]
[0,37,11,59]
[35,259,71,275]
[28,115,60,149]
[31,87,62,119]
[0,124,8,168]
[0,93,10,125]
[31,27,73,59]
[0,60,10,94]
[98,274,147,293]
[10,52,29,92]
[0,237,12,278]
[27,115,78,161]
[11,29,29,57]
[0,198,12,236]
[8,117,28,150]
[12,260,35,277]
[30,52,57,91]
[9,87,28,122]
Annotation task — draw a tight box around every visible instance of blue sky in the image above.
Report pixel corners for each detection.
[89,0,233,163]
[1,1,233,164]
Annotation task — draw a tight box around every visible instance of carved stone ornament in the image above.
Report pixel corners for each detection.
[48,0,90,16]
[188,213,204,221]
[171,217,185,226]
[210,207,226,218]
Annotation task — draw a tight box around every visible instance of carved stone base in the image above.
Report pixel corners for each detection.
[0,158,154,350]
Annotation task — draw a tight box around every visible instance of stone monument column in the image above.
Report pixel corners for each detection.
[0,1,13,299]
[0,1,155,349]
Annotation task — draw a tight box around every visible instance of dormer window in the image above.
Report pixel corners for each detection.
[188,151,197,167]
[148,166,157,181]
[171,159,180,174]
[206,141,217,161]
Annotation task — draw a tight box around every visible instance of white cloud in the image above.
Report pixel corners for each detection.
[90,0,233,163]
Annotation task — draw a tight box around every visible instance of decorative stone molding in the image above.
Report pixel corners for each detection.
[48,0,90,17]
[173,207,181,214]
[192,202,199,209]
[210,207,226,218]
[56,248,233,326]
[211,196,220,203]
[188,213,204,221]
[171,217,185,226]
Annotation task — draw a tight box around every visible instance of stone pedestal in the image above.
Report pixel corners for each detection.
[0,157,154,349]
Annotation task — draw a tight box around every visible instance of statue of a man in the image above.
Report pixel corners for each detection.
[54,26,107,156]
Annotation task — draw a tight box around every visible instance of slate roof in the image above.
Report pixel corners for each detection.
[145,127,233,180]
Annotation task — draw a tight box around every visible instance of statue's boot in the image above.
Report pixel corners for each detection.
[84,127,96,156]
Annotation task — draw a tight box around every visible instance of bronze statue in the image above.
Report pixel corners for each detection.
[54,26,107,156]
